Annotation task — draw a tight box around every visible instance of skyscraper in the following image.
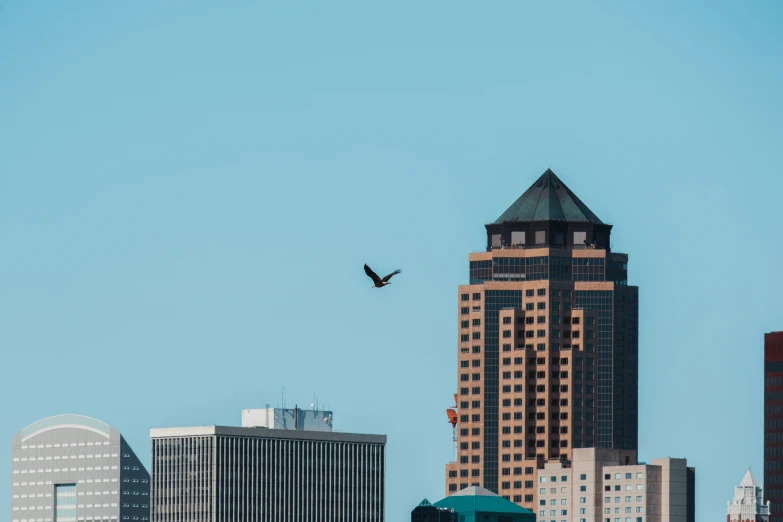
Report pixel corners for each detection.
[765,331,783,522]
[10,414,150,522]
[445,169,639,509]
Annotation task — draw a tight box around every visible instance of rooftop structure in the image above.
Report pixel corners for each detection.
[241,406,333,432]
[493,169,603,225]
[431,486,534,522]
[411,499,457,522]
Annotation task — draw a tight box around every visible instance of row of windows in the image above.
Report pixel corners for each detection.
[605,472,644,480]
[605,484,645,491]
[13,490,126,498]
[14,454,119,462]
[765,474,783,484]
[18,442,113,449]
[12,503,147,511]
[605,507,644,514]
[766,419,783,429]
[766,376,783,387]
[764,460,783,471]
[13,467,120,474]
[765,405,783,415]
[458,456,482,464]
[471,256,621,284]
[539,508,569,515]
[448,483,483,492]
[502,480,535,489]
[539,487,571,494]
[13,479,118,487]
[605,496,645,503]
[10,518,146,522]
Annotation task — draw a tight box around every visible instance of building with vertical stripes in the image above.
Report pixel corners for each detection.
[765,331,783,522]
[149,424,386,522]
[10,414,150,522]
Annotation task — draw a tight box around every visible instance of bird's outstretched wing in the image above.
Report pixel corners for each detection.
[364,264,382,285]
[381,269,401,283]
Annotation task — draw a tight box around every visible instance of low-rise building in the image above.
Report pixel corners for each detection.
[534,448,695,522]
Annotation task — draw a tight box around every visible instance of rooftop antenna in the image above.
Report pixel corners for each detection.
[281,386,285,410]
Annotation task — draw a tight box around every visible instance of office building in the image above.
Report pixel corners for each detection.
[419,486,535,522]
[727,468,770,522]
[241,405,334,432]
[766,331,783,522]
[535,448,695,522]
[411,499,457,522]
[11,414,150,522]
[150,410,386,521]
[445,169,639,508]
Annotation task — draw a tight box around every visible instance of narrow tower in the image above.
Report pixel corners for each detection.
[445,169,639,509]
[765,331,783,522]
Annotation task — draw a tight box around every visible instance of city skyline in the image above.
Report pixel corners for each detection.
[2,3,783,522]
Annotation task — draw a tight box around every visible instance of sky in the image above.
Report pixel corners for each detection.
[1,1,782,520]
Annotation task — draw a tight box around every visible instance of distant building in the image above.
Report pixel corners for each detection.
[727,468,770,522]
[765,331,783,522]
[11,414,150,522]
[534,448,695,522]
[150,409,385,521]
[241,405,333,432]
[411,499,457,522]
[426,486,535,522]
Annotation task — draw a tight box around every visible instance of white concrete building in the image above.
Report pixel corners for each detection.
[727,468,770,522]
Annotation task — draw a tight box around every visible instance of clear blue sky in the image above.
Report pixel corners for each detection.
[1,2,782,520]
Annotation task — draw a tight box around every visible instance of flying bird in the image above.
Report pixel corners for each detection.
[364,264,401,288]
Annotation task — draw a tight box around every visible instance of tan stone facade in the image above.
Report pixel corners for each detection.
[445,247,639,510]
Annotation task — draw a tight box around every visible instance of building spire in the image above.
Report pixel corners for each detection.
[493,169,603,224]
[740,467,758,487]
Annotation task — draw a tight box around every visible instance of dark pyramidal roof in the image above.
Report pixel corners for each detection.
[494,169,602,224]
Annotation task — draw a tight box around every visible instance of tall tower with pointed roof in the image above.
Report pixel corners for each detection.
[445,169,639,510]
[727,468,771,522]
